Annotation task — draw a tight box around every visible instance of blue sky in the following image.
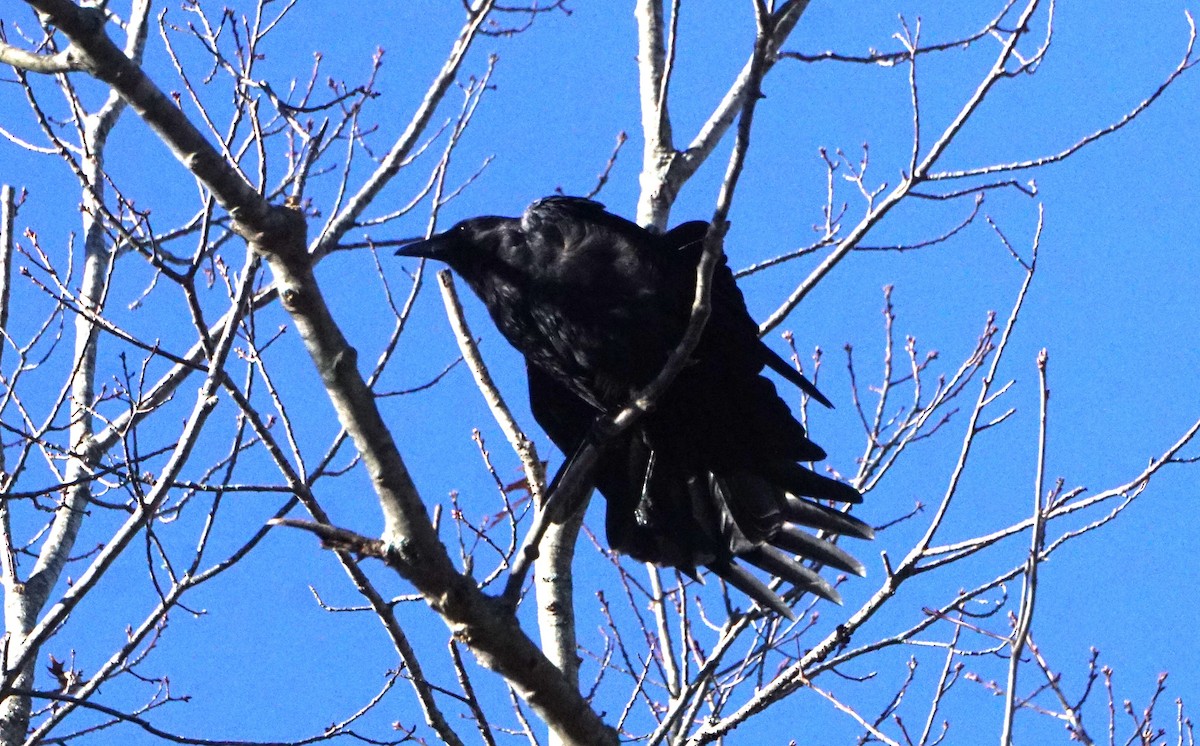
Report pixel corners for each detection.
[3,1,1199,743]
[370,4,1200,738]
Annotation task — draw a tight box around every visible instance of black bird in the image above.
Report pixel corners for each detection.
[397,196,870,616]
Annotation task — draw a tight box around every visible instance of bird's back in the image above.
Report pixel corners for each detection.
[510,198,687,410]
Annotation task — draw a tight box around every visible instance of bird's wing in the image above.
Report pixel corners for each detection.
[528,362,682,565]
[526,362,597,454]
[661,221,833,408]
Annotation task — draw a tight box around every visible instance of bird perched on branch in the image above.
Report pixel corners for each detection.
[397,196,870,617]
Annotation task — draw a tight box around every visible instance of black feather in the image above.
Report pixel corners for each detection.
[707,560,798,619]
[398,196,869,615]
[772,525,867,577]
[782,496,875,541]
[743,546,842,605]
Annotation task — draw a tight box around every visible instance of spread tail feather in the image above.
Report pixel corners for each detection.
[772,525,867,577]
[743,546,842,605]
[763,460,863,504]
[782,495,875,540]
[602,457,867,615]
[707,560,797,619]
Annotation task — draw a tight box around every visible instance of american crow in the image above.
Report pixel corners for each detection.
[397,196,869,616]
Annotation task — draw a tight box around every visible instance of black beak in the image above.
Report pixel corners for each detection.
[394,231,452,260]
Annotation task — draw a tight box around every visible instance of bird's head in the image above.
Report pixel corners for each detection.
[394,216,518,275]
